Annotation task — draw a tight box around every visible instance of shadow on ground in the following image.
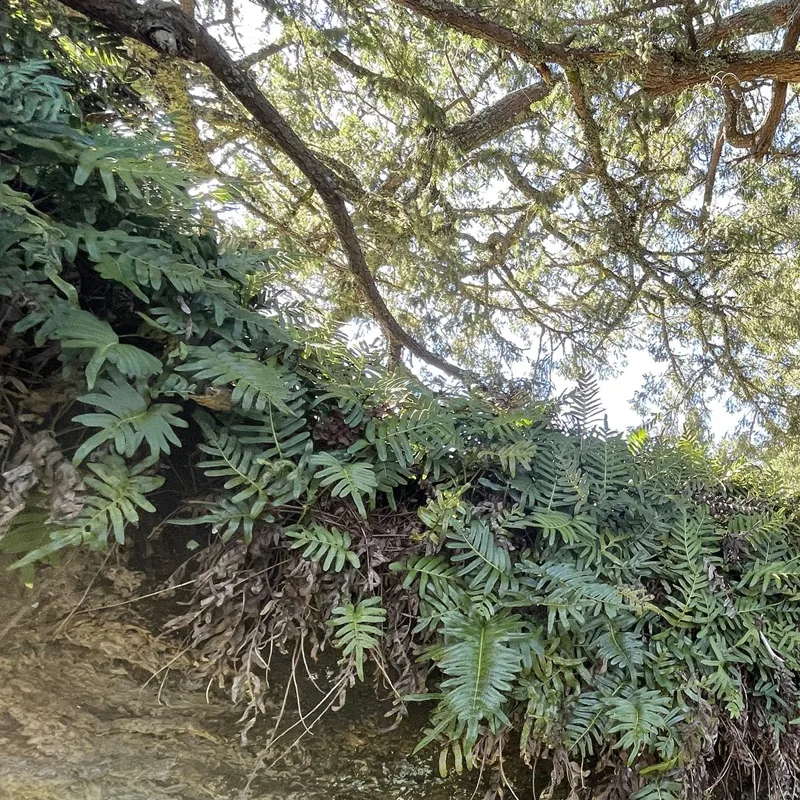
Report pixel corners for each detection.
[0,553,524,800]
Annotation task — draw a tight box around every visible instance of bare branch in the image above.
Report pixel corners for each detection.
[447,80,553,152]
[750,6,800,157]
[238,42,294,70]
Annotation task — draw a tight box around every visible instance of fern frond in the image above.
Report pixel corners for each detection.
[328,596,386,680]
[233,399,310,460]
[37,308,162,387]
[196,423,268,503]
[72,378,187,464]
[445,518,517,595]
[593,622,645,679]
[564,372,605,434]
[9,455,163,568]
[170,497,264,543]
[481,440,538,478]
[310,453,377,517]
[391,553,463,601]
[604,689,678,765]
[177,345,291,413]
[286,523,360,572]
[431,608,524,747]
[517,560,626,633]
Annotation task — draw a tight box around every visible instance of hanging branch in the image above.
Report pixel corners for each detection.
[58,0,469,381]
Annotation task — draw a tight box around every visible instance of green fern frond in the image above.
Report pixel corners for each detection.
[233,400,311,460]
[445,518,517,595]
[310,453,377,517]
[593,623,645,679]
[604,689,678,765]
[564,372,606,434]
[480,439,538,478]
[9,455,163,568]
[517,560,626,633]
[170,497,265,543]
[196,422,268,503]
[286,523,360,571]
[391,553,463,601]
[430,608,524,748]
[564,691,608,759]
[37,308,162,387]
[177,345,291,413]
[72,378,187,464]
[328,596,386,680]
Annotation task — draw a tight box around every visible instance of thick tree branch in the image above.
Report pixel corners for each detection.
[700,121,724,228]
[389,0,573,76]
[750,6,800,157]
[643,49,800,96]
[447,80,553,152]
[59,0,468,380]
[390,0,800,101]
[697,0,793,49]
[238,41,293,70]
[721,85,756,149]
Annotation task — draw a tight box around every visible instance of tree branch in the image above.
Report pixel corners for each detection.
[697,0,794,49]
[58,0,469,381]
[447,80,553,152]
[389,0,569,77]
[326,49,446,127]
[643,49,800,96]
[750,5,800,157]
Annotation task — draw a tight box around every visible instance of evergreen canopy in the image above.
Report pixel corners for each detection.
[52,0,800,436]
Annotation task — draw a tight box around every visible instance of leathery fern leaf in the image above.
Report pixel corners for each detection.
[593,622,645,680]
[604,689,679,765]
[445,518,517,595]
[72,378,187,464]
[170,497,264,543]
[428,608,524,748]
[286,523,360,571]
[390,553,463,602]
[328,596,386,680]
[177,345,291,413]
[37,308,162,388]
[310,453,377,517]
[195,421,269,503]
[9,455,163,568]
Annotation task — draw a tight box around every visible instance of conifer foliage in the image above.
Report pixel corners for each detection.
[3,7,800,799]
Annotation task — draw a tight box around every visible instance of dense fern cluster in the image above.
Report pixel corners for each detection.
[3,14,800,799]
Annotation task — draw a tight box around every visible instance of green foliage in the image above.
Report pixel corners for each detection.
[423,608,525,749]
[176,346,291,414]
[285,523,360,572]
[328,597,386,680]
[73,379,187,464]
[4,21,800,800]
[309,453,377,517]
[12,456,164,567]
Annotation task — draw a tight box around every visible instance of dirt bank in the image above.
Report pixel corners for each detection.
[0,554,503,800]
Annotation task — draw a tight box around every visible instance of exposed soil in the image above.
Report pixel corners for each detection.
[0,553,511,800]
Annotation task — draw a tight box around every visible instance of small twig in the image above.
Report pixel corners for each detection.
[54,547,114,638]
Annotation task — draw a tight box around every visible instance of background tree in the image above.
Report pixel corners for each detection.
[50,0,800,441]
[6,3,800,798]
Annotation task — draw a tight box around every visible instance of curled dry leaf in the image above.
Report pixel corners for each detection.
[0,431,85,541]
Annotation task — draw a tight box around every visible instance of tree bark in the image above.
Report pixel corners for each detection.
[697,0,794,49]
[448,81,552,152]
[643,49,800,96]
